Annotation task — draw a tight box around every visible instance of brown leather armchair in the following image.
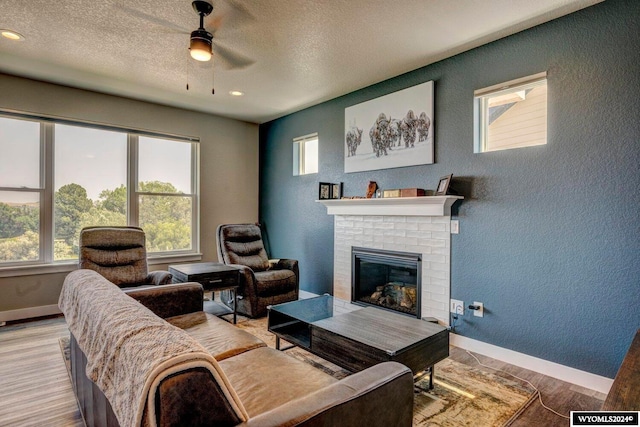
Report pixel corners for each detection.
[216,223,299,318]
[79,226,172,289]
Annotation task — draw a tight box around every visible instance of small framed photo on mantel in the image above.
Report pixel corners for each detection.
[435,174,453,196]
[319,182,332,200]
[331,182,343,199]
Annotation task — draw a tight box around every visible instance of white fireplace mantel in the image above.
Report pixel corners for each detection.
[317,196,463,217]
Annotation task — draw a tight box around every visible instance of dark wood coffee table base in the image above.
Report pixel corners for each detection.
[311,308,449,388]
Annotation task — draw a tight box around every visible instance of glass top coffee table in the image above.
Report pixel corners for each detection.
[267,294,449,388]
[267,294,334,350]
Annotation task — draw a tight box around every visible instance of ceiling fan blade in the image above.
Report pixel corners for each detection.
[205,0,256,31]
[115,4,190,34]
[212,41,255,70]
[224,0,256,21]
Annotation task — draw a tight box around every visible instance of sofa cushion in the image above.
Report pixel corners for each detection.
[167,312,266,360]
[254,269,297,297]
[219,347,337,418]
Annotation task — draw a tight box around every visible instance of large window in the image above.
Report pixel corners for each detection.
[474,72,547,153]
[0,113,199,267]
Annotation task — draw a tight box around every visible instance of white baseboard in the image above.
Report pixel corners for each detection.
[450,333,613,395]
[0,304,62,323]
[315,294,613,394]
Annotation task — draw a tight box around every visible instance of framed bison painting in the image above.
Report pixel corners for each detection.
[344,81,434,173]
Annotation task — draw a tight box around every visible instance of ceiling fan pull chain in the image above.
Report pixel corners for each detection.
[212,61,215,95]
[186,51,190,91]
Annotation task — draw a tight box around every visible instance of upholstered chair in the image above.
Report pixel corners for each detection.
[79,226,172,289]
[216,223,299,318]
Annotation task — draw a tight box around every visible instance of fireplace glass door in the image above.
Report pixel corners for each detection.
[352,247,421,318]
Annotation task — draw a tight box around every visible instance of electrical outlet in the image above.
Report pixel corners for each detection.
[473,301,484,317]
[451,220,459,234]
[450,299,464,315]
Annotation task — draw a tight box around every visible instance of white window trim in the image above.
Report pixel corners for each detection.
[0,253,203,278]
[0,111,201,273]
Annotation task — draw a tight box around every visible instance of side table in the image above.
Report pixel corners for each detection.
[169,262,240,324]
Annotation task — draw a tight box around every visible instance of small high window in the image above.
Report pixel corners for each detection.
[293,133,318,175]
[474,72,547,153]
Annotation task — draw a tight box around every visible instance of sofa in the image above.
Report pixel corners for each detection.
[59,269,414,427]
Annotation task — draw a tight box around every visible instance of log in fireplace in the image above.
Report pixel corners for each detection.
[351,247,421,318]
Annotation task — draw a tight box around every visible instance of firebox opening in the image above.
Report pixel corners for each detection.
[351,247,421,318]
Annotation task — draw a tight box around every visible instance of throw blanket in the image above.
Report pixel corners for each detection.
[59,269,248,427]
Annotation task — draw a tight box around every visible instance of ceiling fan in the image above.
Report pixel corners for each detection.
[190,1,214,62]
[117,0,255,70]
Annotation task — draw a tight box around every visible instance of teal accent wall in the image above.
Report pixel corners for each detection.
[259,0,640,378]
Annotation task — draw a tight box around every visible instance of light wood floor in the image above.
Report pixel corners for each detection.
[0,316,83,427]
[0,315,606,427]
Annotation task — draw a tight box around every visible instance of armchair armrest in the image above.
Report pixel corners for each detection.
[146,270,173,285]
[124,282,204,319]
[227,263,257,294]
[269,258,299,291]
[242,362,413,427]
[269,258,298,272]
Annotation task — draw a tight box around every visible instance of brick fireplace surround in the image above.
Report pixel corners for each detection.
[318,196,462,325]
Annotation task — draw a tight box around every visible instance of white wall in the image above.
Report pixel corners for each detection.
[0,73,259,320]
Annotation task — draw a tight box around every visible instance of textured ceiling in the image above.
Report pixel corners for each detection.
[0,0,602,123]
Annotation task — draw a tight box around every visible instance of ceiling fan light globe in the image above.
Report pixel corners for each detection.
[190,30,213,62]
[190,47,212,61]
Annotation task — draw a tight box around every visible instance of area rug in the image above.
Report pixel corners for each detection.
[60,316,535,427]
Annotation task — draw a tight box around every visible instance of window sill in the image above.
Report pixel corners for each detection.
[148,253,203,266]
[0,253,203,278]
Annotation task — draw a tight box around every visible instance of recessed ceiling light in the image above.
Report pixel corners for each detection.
[0,30,25,41]
[229,91,244,97]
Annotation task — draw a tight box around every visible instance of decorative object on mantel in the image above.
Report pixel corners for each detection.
[435,174,453,196]
[331,182,343,199]
[319,182,343,200]
[401,188,426,197]
[383,189,401,198]
[382,188,426,198]
[318,182,331,200]
[344,81,435,173]
[366,181,378,198]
